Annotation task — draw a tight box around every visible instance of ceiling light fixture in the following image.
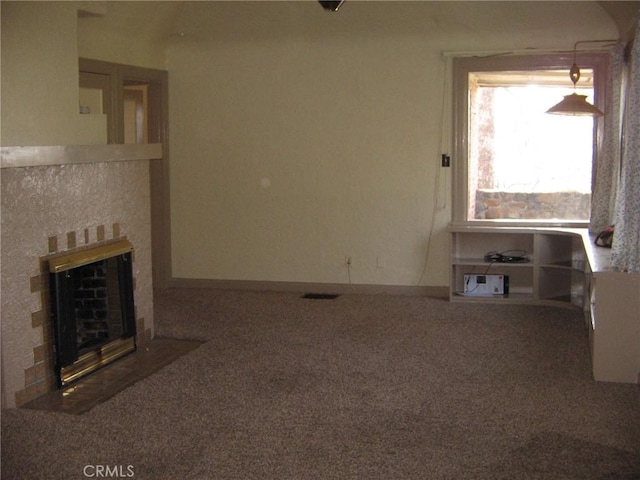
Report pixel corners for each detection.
[318,1,344,12]
[546,40,615,117]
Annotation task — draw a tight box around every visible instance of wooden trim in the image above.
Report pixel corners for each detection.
[79,58,172,289]
[79,58,120,143]
[451,52,609,224]
[167,277,449,298]
[79,58,168,145]
[119,64,171,290]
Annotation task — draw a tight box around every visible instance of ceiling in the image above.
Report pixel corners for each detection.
[77,1,639,51]
[597,1,640,38]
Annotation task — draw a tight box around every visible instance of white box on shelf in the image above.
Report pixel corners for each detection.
[462,273,509,296]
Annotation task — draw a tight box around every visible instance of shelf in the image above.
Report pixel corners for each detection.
[539,294,585,306]
[540,261,587,273]
[540,260,573,269]
[0,144,163,169]
[452,257,533,267]
[454,290,533,298]
[450,227,584,308]
[451,291,534,303]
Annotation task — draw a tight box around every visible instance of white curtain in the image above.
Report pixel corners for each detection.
[590,43,624,234]
[611,19,640,273]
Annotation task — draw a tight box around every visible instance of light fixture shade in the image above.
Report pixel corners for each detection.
[318,1,344,11]
[545,93,604,117]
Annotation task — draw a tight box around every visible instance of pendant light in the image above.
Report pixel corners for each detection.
[318,1,344,12]
[546,40,612,117]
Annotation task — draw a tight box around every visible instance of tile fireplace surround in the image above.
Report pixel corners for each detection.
[1,144,161,408]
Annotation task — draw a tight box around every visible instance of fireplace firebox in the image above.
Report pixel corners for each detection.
[49,239,137,387]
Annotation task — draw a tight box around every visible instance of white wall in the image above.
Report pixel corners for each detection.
[77,1,176,70]
[166,1,617,288]
[0,2,106,146]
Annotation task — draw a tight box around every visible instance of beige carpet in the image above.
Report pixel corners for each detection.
[2,288,639,479]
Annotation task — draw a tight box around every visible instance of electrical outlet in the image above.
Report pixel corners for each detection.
[345,255,352,267]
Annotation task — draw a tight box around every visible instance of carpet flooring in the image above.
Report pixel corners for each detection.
[2,288,639,479]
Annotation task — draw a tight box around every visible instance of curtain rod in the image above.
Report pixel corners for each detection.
[442,40,617,59]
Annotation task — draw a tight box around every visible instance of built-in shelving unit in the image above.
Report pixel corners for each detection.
[450,226,587,308]
[449,225,640,385]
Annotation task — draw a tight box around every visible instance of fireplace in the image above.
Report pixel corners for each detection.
[49,239,137,387]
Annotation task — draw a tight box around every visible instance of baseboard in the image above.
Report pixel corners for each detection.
[166,277,449,298]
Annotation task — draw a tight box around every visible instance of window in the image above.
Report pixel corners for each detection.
[452,53,608,225]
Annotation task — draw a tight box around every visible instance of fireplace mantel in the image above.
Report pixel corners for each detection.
[0,143,163,169]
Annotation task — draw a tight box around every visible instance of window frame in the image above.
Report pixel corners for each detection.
[451,52,609,227]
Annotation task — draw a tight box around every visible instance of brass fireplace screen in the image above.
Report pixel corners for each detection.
[49,239,137,387]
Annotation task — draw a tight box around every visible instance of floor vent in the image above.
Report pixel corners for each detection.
[301,293,340,300]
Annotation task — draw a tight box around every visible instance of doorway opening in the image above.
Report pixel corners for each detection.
[79,58,171,288]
